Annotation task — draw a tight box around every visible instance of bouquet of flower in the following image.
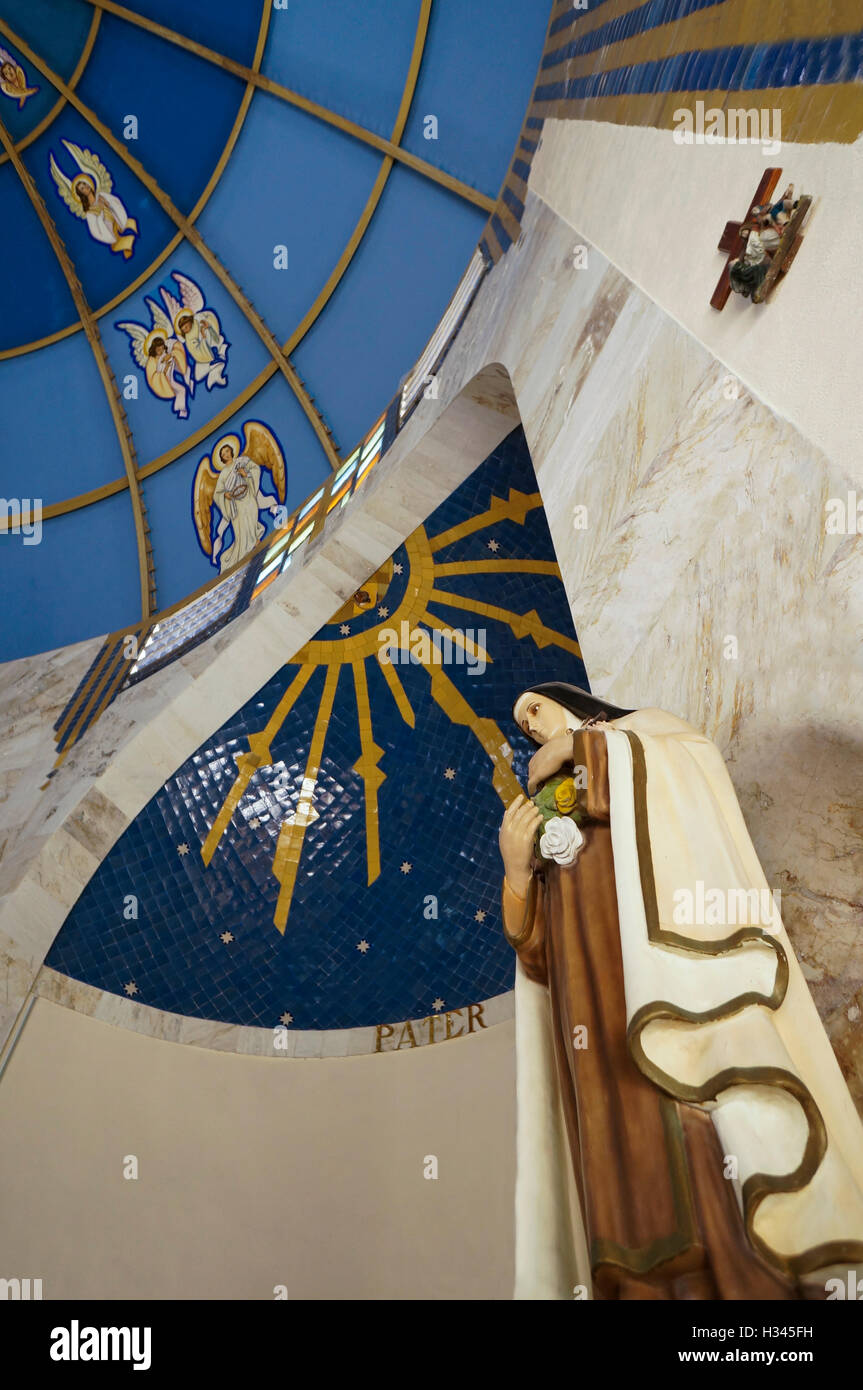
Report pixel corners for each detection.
[532,773,585,867]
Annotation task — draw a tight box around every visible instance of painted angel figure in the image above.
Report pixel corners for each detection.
[0,47,37,106]
[49,140,138,258]
[160,272,229,391]
[116,299,192,418]
[193,421,286,573]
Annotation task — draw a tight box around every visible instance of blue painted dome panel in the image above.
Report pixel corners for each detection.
[400,0,549,194]
[103,0,264,64]
[293,165,486,450]
[261,0,422,140]
[0,492,139,660]
[76,14,248,216]
[0,0,92,144]
[0,164,77,349]
[195,91,384,349]
[0,331,120,506]
[0,0,544,661]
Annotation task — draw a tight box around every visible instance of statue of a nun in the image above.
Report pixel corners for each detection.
[499,684,863,1299]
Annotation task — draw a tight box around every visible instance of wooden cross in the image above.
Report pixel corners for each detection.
[711,168,781,310]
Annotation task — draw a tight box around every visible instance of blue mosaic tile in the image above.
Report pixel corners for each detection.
[47,428,589,1030]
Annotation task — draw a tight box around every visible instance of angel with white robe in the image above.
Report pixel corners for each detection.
[49,140,138,258]
[160,272,229,391]
[193,422,286,573]
[0,47,37,107]
[116,299,192,418]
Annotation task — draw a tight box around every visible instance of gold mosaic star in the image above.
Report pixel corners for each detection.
[400,861,412,874]
[177,843,190,855]
[340,623,350,635]
[487,538,500,552]
[220,931,234,944]
[432,997,445,1012]
[280,1012,293,1026]
[474,909,487,923]
[392,562,403,575]
[444,767,456,780]
[378,605,389,618]
[357,940,370,954]
[124,981,138,997]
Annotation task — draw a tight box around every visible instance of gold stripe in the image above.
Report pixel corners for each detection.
[4,477,127,528]
[0,2,271,361]
[417,608,491,666]
[425,661,522,805]
[427,587,583,659]
[623,727,863,1278]
[352,659,385,885]
[428,489,542,552]
[273,665,339,932]
[0,9,101,170]
[548,0,650,44]
[0,16,340,471]
[507,171,528,203]
[494,195,523,246]
[0,116,153,619]
[378,653,415,728]
[531,81,863,145]
[53,632,127,742]
[57,641,133,756]
[203,663,316,866]
[82,0,495,213]
[434,559,559,578]
[482,219,505,264]
[543,0,863,77]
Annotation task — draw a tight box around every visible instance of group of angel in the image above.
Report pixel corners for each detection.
[41,121,280,572]
[115,271,230,419]
[48,139,229,419]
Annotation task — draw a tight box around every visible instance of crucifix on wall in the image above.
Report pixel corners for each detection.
[711,168,811,309]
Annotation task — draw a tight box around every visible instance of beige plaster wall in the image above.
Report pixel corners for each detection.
[530,120,863,483]
[0,1000,515,1301]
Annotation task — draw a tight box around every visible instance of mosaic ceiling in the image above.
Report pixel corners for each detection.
[0,0,549,661]
[48,428,589,1030]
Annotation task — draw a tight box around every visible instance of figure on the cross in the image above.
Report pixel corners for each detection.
[711,170,810,309]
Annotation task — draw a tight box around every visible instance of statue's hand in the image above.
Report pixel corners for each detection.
[499,794,543,899]
[527,733,574,795]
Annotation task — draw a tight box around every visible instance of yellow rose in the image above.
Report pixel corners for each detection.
[554,778,577,814]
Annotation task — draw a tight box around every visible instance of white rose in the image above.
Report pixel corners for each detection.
[539,815,584,867]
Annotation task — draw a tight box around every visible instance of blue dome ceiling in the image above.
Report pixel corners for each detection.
[0,0,549,661]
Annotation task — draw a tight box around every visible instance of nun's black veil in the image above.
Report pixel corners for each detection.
[513,683,635,744]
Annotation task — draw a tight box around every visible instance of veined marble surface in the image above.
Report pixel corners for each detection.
[0,188,860,1103]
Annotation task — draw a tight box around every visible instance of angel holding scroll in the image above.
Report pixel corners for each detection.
[193,421,286,573]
